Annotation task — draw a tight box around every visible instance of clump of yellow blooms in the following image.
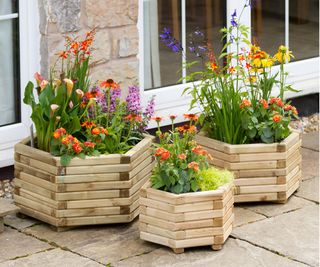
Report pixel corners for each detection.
[274,45,294,63]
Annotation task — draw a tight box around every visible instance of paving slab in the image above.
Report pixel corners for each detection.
[0,227,52,263]
[242,195,316,217]
[23,219,158,265]
[115,238,305,267]
[295,177,319,203]
[0,248,104,267]
[301,148,319,181]
[4,213,40,230]
[232,205,319,267]
[233,206,266,227]
[0,199,19,217]
[302,132,319,151]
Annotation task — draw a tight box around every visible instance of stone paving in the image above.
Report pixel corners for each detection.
[0,132,318,267]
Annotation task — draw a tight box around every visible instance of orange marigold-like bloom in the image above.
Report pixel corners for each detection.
[228,66,236,74]
[100,79,119,89]
[269,97,284,107]
[100,128,109,135]
[178,153,186,160]
[61,137,69,145]
[53,128,66,139]
[59,51,69,59]
[191,145,204,155]
[238,54,245,61]
[154,147,170,161]
[169,115,177,121]
[187,161,199,172]
[284,104,292,111]
[81,121,96,129]
[183,113,199,122]
[245,62,251,69]
[152,116,163,122]
[91,127,101,135]
[291,106,298,115]
[240,99,251,109]
[84,141,95,148]
[177,124,197,134]
[259,99,268,109]
[210,63,218,71]
[72,143,83,154]
[272,114,282,123]
[125,114,143,122]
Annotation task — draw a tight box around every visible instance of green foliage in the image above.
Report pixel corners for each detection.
[197,167,233,191]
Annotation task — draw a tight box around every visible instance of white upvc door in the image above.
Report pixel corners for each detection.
[139,0,319,127]
[0,0,40,167]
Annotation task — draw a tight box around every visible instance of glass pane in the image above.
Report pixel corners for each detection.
[289,0,319,61]
[252,0,285,54]
[0,18,20,126]
[186,0,226,73]
[144,0,182,90]
[0,0,18,15]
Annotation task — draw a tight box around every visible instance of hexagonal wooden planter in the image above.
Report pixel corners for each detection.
[13,135,154,230]
[139,182,234,253]
[195,131,302,203]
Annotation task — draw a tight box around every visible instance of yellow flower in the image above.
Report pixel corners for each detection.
[274,45,294,63]
[250,44,260,54]
[246,76,257,83]
[250,67,263,73]
[63,78,74,96]
[53,79,61,88]
[252,58,261,67]
[261,58,274,68]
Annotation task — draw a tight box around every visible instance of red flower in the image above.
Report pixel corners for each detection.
[177,124,197,134]
[152,116,163,122]
[53,128,66,139]
[269,97,284,107]
[72,143,83,154]
[228,66,236,73]
[59,51,69,59]
[169,115,177,121]
[125,114,143,122]
[272,114,282,123]
[100,79,119,89]
[240,99,251,109]
[245,63,251,69]
[188,161,199,172]
[259,99,268,109]
[84,141,95,148]
[81,121,96,129]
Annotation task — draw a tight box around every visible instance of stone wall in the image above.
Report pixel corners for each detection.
[38,0,139,90]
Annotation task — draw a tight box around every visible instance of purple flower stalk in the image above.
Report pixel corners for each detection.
[231,10,238,27]
[144,96,155,119]
[110,88,121,112]
[126,85,142,113]
[159,27,182,53]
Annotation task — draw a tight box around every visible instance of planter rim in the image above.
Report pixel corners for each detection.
[142,181,233,199]
[15,134,154,165]
[198,129,301,147]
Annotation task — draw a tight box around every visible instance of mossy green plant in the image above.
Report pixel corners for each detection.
[197,167,233,191]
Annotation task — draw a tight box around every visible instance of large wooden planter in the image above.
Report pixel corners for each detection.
[139,182,234,253]
[195,131,302,203]
[13,136,154,229]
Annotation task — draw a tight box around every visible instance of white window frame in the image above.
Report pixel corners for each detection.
[0,0,40,167]
[139,0,319,128]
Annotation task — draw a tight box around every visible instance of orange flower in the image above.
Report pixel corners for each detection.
[100,79,119,89]
[61,137,69,145]
[169,115,177,121]
[178,153,186,160]
[59,51,69,59]
[154,147,170,161]
[125,114,143,122]
[238,54,245,61]
[245,63,251,69]
[269,97,284,107]
[259,99,268,109]
[100,128,109,135]
[72,143,83,154]
[183,114,198,122]
[53,128,66,139]
[81,121,96,129]
[210,63,218,71]
[187,161,199,172]
[84,141,95,148]
[240,99,251,109]
[91,127,101,135]
[191,145,204,155]
[228,66,236,74]
[177,124,197,134]
[272,114,282,123]
[152,116,163,122]
[291,106,298,115]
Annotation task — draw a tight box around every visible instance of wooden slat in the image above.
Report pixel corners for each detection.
[19,188,59,209]
[18,154,58,175]
[18,171,58,192]
[54,173,121,184]
[17,204,59,226]
[125,136,153,162]
[55,190,120,201]
[14,195,55,217]
[228,160,277,171]
[238,184,287,194]
[140,222,185,240]
[140,231,172,248]
[65,163,131,175]
[174,236,214,248]
[239,151,286,162]
[195,134,229,153]
[228,143,278,154]
[129,157,154,179]
[234,177,277,186]
[55,206,121,218]
[15,161,54,182]
[234,193,278,202]
[14,178,53,199]
[56,154,122,167]
[66,190,140,209]
[280,132,299,151]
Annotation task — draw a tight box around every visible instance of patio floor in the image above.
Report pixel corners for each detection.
[0,132,318,267]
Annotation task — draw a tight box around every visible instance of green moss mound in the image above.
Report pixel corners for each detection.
[197,167,234,191]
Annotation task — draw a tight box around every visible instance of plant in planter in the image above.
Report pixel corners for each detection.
[14,31,156,229]
[140,115,234,253]
[159,4,302,203]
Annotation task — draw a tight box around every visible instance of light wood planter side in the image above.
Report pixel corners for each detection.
[139,182,234,253]
[195,131,302,203]
[13,136,154,229]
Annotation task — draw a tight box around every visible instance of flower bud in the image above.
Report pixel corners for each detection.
[40,80,49,91]
[34,72,44,86]
[69,101,74,109]
[76,89,84,99]
[63,78,74,96]
[53,79,61,88]
[51,104,59,112]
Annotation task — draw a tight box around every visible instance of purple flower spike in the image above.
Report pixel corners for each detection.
[126,85,142,113]
[110,88,121,112]
[231,9,238,27]
[159,27,183,53]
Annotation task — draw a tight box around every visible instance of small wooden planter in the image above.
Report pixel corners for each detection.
[195,131,302,203]
[139,182,234,253]
[13,136,154,230]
